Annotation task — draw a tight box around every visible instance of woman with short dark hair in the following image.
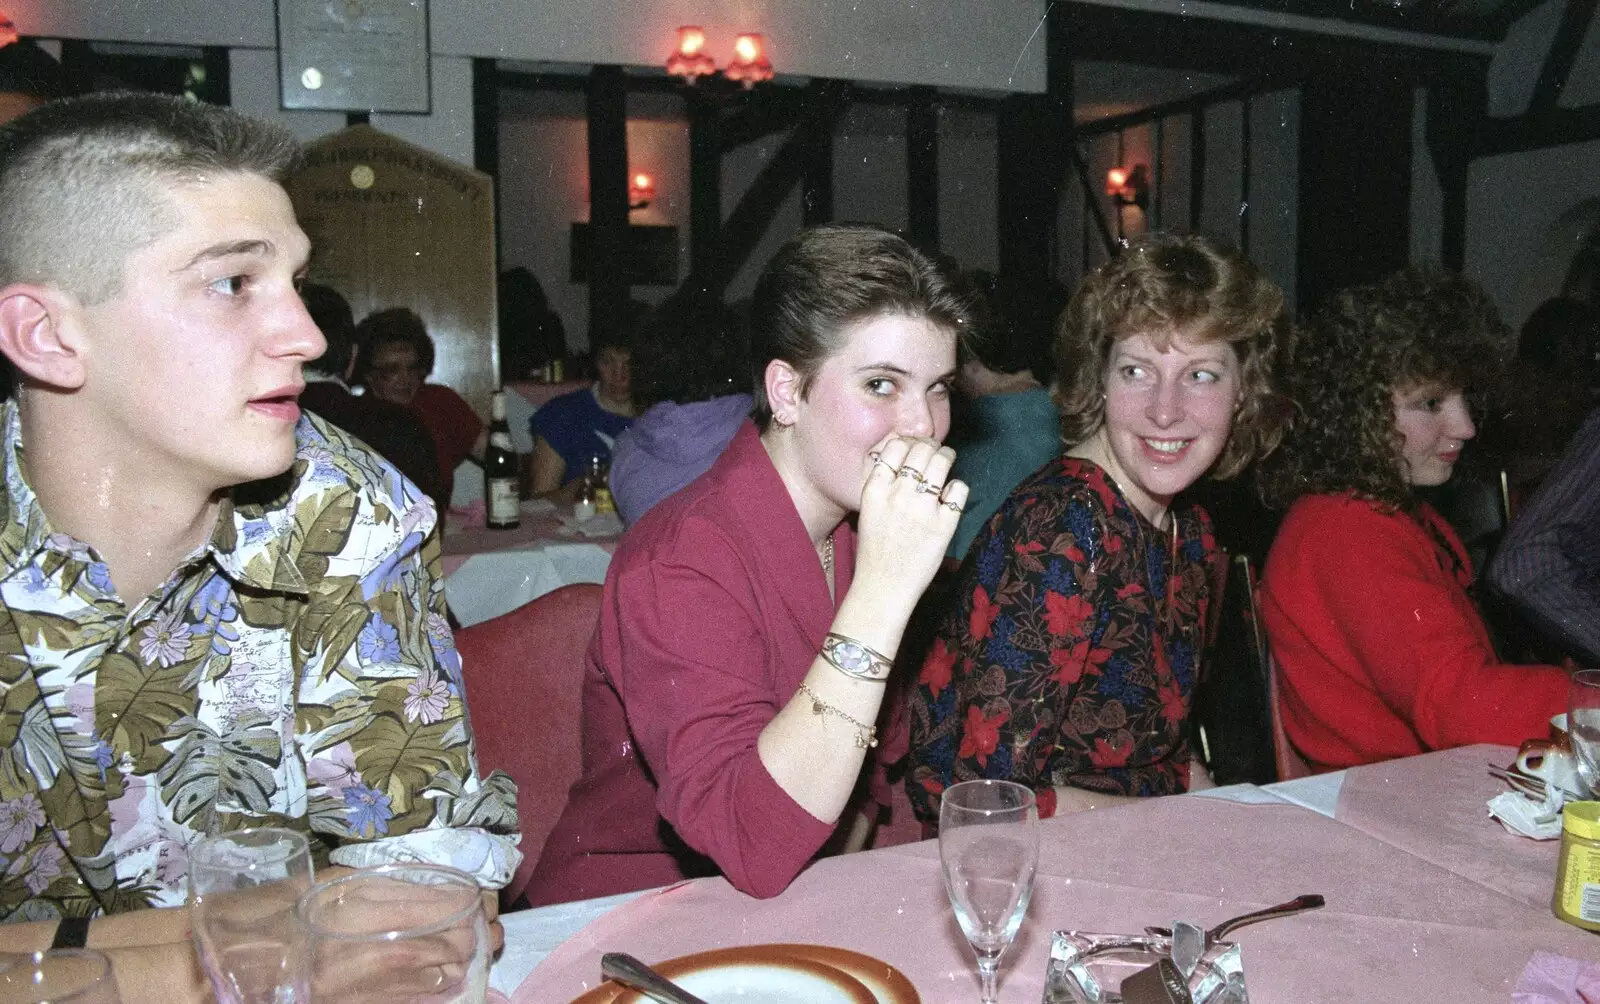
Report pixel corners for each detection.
[526,225,974,905]
[907,232,1288,821]
[1259,268,1569,772]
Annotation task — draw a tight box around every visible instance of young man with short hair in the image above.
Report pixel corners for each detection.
[0,93,517,995]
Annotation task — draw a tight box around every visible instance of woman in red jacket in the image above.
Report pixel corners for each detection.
[525,225,973,905]
[1259,269,1569,772]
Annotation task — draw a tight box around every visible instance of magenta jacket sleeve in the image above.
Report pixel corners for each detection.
[606,522,836,899]
[1294,501,1566,750]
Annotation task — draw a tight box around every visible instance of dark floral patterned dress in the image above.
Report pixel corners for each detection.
[906,455,1221,821]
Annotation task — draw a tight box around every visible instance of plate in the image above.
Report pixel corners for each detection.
[570,944,920,1004]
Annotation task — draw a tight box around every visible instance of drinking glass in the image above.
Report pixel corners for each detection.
[188,827,313,1004]
[0,948,122,1003]
[939,779,1040,1004]
[1570,669,1600,796]
[295,863,489,1004]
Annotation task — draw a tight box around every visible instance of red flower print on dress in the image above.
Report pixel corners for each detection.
[957,704,1009,766]
[1089,735,1133,768]
[1043,591,1094,637]
[1049,640,1110,688]
[969,586,1001,641]
[921,638,957,692]
[1158,679,1185,724]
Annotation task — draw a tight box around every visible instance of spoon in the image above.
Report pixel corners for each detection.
[1145,893,1325,946]
[600,952,710,1004]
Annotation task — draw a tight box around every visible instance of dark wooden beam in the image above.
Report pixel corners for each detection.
[998,1,1074,284]
[586,65,631,347]
[690,80,852,293]
[1529,0,1600,112]
[720,87,808,151]
[801,113,834,227]
[907,86,939,251]
[1297,71,1413,311]
[1071,146,1118,257]
[1478,101,1600,155]
[687,90,723,286]
[1426,71,1488,271]
[472,58,501,269]
[1189,105,1207,233]
[1060,1,1486,82]
[1075,73,1296,138]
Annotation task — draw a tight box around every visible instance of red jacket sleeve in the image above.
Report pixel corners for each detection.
[608,520,835,898]
[1282,500,1566,751]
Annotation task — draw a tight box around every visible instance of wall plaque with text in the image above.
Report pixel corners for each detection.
[277,0,430,113]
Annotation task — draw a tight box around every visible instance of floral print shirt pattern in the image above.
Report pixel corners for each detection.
[906,456,1220,821]
[0,402,518,921]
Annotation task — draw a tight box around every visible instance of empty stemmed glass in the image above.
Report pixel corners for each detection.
[939,779,1040,1004]
[188,827,313,1004]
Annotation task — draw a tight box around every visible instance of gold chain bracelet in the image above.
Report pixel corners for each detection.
[796,681,879,749]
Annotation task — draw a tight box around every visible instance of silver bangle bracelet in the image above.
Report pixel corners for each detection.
[820,632,894,682]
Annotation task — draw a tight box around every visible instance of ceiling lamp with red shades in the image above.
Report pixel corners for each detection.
[723,33,773,88]
[666,26,717,84]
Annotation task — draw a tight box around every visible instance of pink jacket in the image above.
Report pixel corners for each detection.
[525,423,900,906]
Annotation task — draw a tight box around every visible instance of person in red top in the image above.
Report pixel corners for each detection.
[354,307,485,501]
[524,225,973,906]
[1259,269,1571,773]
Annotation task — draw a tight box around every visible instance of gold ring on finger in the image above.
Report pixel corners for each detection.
[943,499,963,513]
[871,456,900,476]
[914,480,942,495]
[896,466,926,483]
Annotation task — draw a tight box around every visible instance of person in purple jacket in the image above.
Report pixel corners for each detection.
[610,293,753,526]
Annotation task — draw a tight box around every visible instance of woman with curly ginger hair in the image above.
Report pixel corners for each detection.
[907,233,1288,821]
[1259,268,1569,773]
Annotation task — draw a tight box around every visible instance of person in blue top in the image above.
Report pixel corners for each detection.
[530,336,635,501]
[944,274,1066,561]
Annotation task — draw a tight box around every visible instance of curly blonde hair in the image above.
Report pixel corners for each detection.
[1259,268,1512,511]
[1053,232,1289,480]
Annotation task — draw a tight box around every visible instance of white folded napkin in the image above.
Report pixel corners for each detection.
[1487,785,1565,840]
[558,510,623,538]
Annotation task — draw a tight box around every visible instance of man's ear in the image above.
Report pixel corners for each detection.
[765,358,803,427]
[0,284,85,390]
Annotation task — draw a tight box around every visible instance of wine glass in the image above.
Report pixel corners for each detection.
[0,949,122,1003]
[188,827,313,1004]
[294,863,489,1004]
[939,779,1040,1004]
[1570,669,1600,796]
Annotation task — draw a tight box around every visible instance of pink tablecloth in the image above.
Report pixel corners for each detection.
[515,766,1599,1003]
[1334,743,1563,910]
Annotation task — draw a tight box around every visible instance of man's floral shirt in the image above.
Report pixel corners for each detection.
[0,401,518,921]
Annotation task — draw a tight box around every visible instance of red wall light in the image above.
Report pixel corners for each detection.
[666,26,717,83]
[724,33,773,88]
[628,172,656,210]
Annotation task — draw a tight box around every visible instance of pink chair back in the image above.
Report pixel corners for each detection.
[455,583,602,905]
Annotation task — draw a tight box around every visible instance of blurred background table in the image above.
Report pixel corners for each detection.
[496,745,1592,1002]
[441,499,619,628]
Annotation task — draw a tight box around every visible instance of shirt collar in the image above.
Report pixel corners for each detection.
[0,399,54,579]
[0,399,307,595]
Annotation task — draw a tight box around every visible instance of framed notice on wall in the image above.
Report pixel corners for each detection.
[277,0,430,113]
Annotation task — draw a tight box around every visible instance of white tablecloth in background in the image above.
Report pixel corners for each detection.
[442,502,619,628]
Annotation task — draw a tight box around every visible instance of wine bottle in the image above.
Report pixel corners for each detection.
[485,390,521,529]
